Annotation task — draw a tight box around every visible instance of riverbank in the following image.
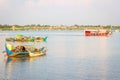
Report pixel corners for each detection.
[0,25,120,31]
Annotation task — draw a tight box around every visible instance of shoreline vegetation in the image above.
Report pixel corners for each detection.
[0,24,120,31]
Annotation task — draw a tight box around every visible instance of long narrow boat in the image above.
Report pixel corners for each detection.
[84,29,112,36]
[4,44,47,57]
[6,35,48,42]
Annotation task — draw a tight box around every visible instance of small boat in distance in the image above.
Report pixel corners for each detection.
[84,29,112,36]
[4,43,47,58]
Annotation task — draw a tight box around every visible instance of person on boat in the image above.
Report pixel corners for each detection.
[21,46,27,52]
[14,46,27,52]
[41,46,45,51]
[41,46,47,53]
[34,48,41,53]
[37,48,41,53]
[15,46,21,52]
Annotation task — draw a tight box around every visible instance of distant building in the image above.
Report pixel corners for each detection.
[12,25,15,30]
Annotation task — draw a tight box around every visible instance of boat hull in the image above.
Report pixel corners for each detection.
[85,30,112,36]
[29,52,46,57]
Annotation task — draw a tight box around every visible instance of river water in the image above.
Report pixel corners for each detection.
[0,30,120,80]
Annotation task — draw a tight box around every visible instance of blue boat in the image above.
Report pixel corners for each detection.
[4,43,47,57]
[5,44,29,57]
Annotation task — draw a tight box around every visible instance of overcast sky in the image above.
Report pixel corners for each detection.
[0,0,120,25]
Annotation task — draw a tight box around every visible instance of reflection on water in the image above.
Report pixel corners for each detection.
[4,56,46,80]
[4,57,28,80]
[0,31,120,80]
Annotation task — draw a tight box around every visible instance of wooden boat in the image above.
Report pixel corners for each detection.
[5,44,29,57]
[4,44,47,57]
[84,29,112,36]
[6,34,48,42]
[26,46,47,57]
[29,51,46,57]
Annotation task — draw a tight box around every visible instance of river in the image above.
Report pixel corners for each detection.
[0,30,120,80]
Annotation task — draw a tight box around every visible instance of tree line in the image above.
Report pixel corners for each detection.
[0,24,120,31]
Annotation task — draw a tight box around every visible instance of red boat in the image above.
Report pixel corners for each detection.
[85,29,112,36]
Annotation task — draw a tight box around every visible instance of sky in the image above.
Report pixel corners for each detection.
[0,0,120,26]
